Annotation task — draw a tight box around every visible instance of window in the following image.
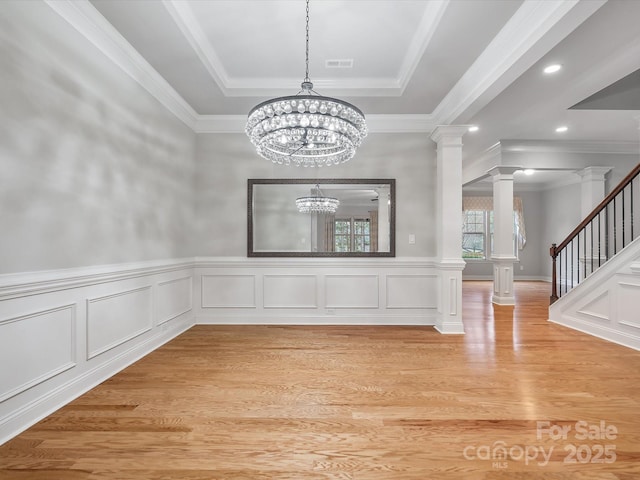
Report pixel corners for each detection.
[462,210,486,259]
[335,218,371,252]
[462,210,519,260]
[462,196,526,260]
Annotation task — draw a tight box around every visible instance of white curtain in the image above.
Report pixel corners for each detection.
[369,210,378,252]
[463,196,527,250]
[324,214,335,252]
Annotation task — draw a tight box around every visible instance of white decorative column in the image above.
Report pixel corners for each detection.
[488,166,520,306]
[578,167,611,217]
[431,126,468,334]
[577,167,611,274]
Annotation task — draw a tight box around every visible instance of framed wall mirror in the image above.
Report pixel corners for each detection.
[248,178,395,257]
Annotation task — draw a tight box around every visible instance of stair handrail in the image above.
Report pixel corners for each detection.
[550,162,640,303]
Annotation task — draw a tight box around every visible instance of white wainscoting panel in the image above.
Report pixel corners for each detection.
[449,277,458,316]
[0,259,195,445]
[0,256,450,444]
[325,275,378,309]
[549,238,640,351]
[0,304,76,402]
[618,281,640,330]
[386,274,437,309]
[576,290,610,323]
[157,276,193,325]
[201,274,256,308]
[264,275,317,309]
[86,286,153,359]
[194,257,440,325]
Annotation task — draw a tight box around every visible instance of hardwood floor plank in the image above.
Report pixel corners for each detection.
[1,281,640,479]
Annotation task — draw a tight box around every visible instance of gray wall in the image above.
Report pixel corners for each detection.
[461,190,547,279]
[0,1,196,274]
[539,182,582,279]
[0,1,438,274]
[195,132,437,258]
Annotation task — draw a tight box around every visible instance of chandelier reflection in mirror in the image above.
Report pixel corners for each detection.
[245,0,367,167]
[296,184,339,214]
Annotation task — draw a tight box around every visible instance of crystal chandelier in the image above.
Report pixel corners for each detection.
[296,184,340,213]
[246,0,367,167]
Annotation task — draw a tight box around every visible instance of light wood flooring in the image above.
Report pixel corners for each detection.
[1,281,640,479]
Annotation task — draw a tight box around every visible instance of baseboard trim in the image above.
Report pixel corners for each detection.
[196,314,436,326]
[462,275,551,282]
[549,316,640,351]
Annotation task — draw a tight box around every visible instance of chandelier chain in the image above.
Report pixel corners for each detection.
[245,0,367,167]
[304,0,310,83]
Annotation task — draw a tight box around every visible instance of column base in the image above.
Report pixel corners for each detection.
[435,320,466,334]
[492,257,516,306]
[436,259,465,334]
[491,294,516,306]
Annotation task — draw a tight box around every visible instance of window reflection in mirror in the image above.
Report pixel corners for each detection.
[248,179,395,257]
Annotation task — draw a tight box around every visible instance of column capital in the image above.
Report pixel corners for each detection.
[577,166,611,181]
[487,166,522,178]
[430,125,469,144]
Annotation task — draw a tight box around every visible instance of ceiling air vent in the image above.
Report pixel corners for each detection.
[325,59,353,69]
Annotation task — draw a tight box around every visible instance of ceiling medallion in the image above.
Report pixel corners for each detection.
[245,0,367,167]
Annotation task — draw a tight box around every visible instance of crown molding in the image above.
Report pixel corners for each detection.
[432,0,604,125]
[464,138,638,187]
[159,0,410,98]
[540,172,581,191]
[46,0,437,134]
[501,140,640,155]
[46,0,621,145]
[163,0,447,97]
[430,125,470,143]
[469,139,639,160]
[162,0,231,93]
[396,0,450,94]
[577,166,612,180]
[367,114,436,133]
[194,116,246,134]
[462,142,502,185]
[487,165,522,178]
[45,0,198,130]
[211,77,405,98]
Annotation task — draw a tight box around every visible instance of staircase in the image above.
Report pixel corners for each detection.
[549,163,640,350]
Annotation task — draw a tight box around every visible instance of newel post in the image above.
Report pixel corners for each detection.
[550,243,558,304]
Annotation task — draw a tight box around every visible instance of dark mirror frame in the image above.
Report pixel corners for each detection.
[248,178,396,257]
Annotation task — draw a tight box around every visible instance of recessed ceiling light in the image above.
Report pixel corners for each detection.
[468,125,479,132]
[544,64,562,74]
[555,126,568,133]
[523,169,535,176]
